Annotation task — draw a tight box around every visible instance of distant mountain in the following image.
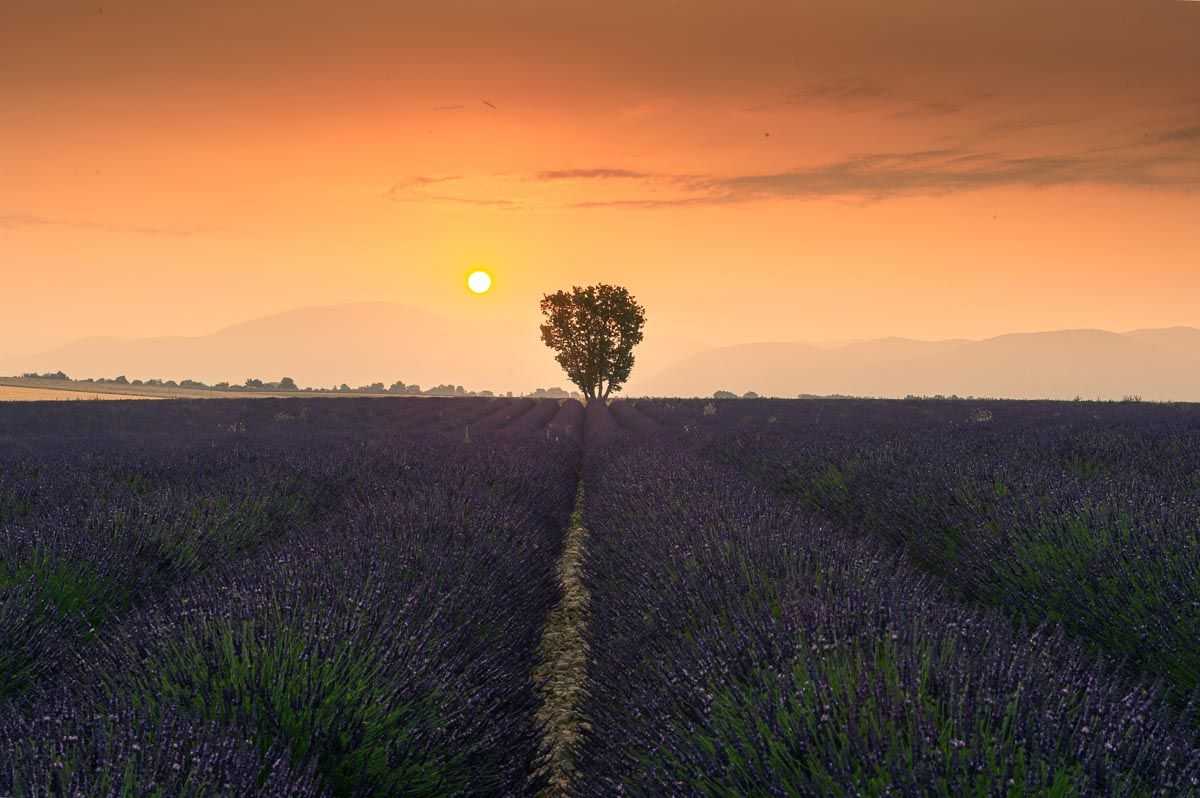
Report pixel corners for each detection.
[631,327,1200,401]
[8,309,1199,400]
[2,303,567,393]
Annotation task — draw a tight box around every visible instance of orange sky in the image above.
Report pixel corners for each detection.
[2,0,1198,378]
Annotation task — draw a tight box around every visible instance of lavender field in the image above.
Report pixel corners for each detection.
[1,397,1198,796]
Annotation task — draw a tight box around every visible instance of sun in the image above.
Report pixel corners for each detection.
[467,270,492,294]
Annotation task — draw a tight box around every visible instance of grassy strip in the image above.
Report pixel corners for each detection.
[533,481,592,797]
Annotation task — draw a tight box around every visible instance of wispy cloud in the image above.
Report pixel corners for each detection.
[789,79,891,104]
[892,102,965,120]
[422,194,517,207]
[0,212,201,237]
[560,137,1200,209]
[571,196,728,210]
[1158,125,1200,143]
[384,175,462,198]
[535,168,652,181]
[704,149,1199,202]
[386,121,1200,213]
[383,175,518,208]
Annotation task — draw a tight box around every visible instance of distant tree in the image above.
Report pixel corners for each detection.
[388,381,406,393]
[337,384,351,393]
[742,391,759,399]
[278,377,298,391]
[214,381,231,389]
[539,283,646,400]
[713,390,737,400]
[131,379,144,386]
[180,379,208,389]
[244,378,264,389]
[404,384,422,395]
[146,379,163,387]
[163,380,178,388]
[113,375,129,385]
[529,386,571,399]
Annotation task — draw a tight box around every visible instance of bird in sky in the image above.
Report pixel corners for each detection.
[482,100,497,109]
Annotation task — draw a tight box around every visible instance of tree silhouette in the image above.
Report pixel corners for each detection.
[539,284,646,400]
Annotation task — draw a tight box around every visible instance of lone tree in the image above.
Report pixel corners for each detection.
[540,284,646,400]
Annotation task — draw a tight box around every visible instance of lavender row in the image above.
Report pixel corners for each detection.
[1,399,581,796]
[629,398,1200,701]
[576,437,1199,795]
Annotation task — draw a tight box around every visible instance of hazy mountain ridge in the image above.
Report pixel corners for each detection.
[3,303,564,393]
[6,305,1199,400]
[632,327,1200,401]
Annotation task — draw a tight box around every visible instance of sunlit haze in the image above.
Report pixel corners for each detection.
[2,1,1198,395]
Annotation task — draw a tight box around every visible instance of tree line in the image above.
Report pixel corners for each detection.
[16,372,580,399]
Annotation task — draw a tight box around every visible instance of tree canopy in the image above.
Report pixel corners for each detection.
[539,284,646,400]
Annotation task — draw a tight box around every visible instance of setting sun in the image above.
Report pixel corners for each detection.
[467,270,493,294]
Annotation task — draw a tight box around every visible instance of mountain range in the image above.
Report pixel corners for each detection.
[633,327,1200,400]
[5,303,1200,400]
[3,303,564,394]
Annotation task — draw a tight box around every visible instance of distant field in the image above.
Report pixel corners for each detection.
[0,385,155,401]
[0,377,345,401]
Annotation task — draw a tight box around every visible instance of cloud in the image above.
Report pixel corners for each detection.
[535,168,652,180]
[384,175,462,197]
[395,121,1200,212]
[432,104,466,111]
[565,143,1200,208]
[383,175,517,208]
[1158,125,1200,143]
[0,212,200,236]
[892,102,965,119]
[422,194,517,207]
[712,148,1198,200]
[789,79,891,104]
[571,196,730,210]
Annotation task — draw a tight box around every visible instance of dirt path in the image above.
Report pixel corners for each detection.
[533,480,592,797]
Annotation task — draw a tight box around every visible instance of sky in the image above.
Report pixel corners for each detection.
[2,0,1199,382]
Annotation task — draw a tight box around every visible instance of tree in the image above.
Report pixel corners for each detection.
[539,283,646,400]
[713,390,738,400]
[278,377,298,391]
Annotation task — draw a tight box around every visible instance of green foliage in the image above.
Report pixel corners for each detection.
[121,613,464,797]
[0,552,129,625]
[539,284,646,399]
[0,553,130,699]
[691,636,1158,797]
[753,431,1200,705]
